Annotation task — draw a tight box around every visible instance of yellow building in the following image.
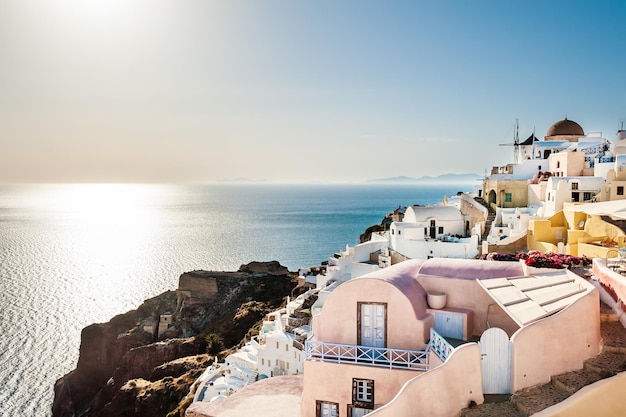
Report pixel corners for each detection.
[527,202,626,258]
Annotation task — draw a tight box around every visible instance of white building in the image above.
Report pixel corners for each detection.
[484,206,541,245]
[253,308,308,379]
[543,176,605,217]
[389,205,480,260]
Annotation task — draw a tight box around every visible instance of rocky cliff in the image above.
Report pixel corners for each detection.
[52,261,299,417]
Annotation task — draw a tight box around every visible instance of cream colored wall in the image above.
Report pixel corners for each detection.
[510,291,601,392]
[605,181,626,201]
[300,361,423,417]
[527,182,547,205]
[313,278,432,350]
[532,373,626,417]
[527,219,561,252]
[459,196,487,232]
[585,215,625,240]
[577,243,615,259]
[365,344,484,417]
[482,179,529,208]
[416,276,519,337]
[549,151,586,177]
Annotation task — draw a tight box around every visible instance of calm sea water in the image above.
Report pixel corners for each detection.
[0,183,473,416]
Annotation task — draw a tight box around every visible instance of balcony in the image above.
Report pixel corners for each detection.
[429,328,453,362]
[305,340,429,371]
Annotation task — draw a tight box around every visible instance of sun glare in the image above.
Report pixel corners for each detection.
[45,184,166,293]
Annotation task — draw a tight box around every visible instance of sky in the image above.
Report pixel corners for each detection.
[0,0,625,184]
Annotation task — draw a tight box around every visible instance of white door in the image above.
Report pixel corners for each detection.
[433,312,464,339]
[479,327,511,394]
[360,303,385,347]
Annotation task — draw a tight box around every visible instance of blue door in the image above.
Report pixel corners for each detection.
[434,312,463,339]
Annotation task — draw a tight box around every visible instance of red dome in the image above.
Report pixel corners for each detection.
[546,118,584,137]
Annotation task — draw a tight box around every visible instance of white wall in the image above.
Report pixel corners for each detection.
[393,236,479,260]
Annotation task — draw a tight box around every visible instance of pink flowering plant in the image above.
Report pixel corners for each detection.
[480,251,591,269]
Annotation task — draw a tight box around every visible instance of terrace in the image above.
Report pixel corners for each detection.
[304,328,460,371]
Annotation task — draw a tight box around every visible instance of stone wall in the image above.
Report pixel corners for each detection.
[178,271,219,299]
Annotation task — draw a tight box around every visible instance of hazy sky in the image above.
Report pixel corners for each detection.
[1,0,625,183]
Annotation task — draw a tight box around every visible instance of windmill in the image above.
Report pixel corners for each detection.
[499,119,520,164]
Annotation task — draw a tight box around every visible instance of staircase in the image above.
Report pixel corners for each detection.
[460,302,626,417]
[474,197,496,242]
[245,371,258,385]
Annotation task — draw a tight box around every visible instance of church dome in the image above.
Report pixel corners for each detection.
[546,118,584,137]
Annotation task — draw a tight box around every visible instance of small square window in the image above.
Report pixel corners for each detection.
[438,226,444,234]
[316,401,339,417]
[571,182,579,190]
[505,193,512,202]
[618,186,624,196]
[352,378,374,408]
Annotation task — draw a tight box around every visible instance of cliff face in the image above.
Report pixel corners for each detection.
[52,261,298,417]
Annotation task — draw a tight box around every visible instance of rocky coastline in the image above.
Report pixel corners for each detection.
[52,261,300,417]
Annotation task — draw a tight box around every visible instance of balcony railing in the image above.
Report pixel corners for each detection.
[429,328,453,362]
[305,340,428,371]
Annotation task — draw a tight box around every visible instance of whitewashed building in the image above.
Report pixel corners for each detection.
[543,176,605,217]
[389,205,480,259]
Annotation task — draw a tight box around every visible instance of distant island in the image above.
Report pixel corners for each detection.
[217,177,269,183]
[366,173,482,184]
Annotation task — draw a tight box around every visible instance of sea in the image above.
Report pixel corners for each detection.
[0,182,475,416]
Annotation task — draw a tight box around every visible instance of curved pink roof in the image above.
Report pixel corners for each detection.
[354,259,428,318]
[417,258,525,280]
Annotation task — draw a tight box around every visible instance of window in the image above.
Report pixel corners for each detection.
[571,182,579,190]
[349,406,373,417]
[352,378,374,408]
[391,229,394,235]
[276,341,279,349]
[618,186,624,196]
[261,358,265,366]
[316,401,338,417]
[438,226,444,234]
[505,193,512,202]
[584,192,591,201]
[285,343,289,351]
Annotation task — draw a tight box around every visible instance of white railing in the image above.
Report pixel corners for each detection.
[305,340,428,371]
[429,328,453,362]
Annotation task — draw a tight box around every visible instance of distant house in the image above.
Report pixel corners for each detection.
[301,258,600,417]
[388,203,481,260]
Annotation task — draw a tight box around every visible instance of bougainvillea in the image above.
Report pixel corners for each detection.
[479,251,592,269]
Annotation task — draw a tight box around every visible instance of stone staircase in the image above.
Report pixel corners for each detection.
[474,197,496,242]
[460,302,626,417]
[482,213,496,242]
